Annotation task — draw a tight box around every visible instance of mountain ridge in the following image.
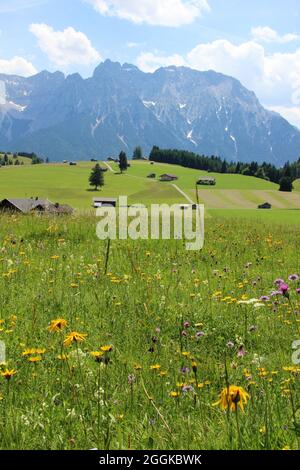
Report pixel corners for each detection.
[0,59,299,164]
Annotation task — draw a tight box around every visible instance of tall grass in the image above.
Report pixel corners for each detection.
[0,213,299,450]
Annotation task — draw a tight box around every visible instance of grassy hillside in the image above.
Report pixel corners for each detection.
[0,160,299,217]
[117,161,300,212]
[210,208,300,224]
[123,161,278,190]
[0,162,183,209]
[0,153,32,165]
[293,178,300,191]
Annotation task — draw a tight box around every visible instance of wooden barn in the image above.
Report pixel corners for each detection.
[160,174,178,182]
[0,198,74,215]
[197,177,216,186]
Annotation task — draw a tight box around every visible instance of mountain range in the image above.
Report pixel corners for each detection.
[0,59,300,164]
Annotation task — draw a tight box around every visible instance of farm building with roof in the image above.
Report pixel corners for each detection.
[0,198,74,215]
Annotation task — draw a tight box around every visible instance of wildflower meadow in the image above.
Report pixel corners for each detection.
[0,213,299,450]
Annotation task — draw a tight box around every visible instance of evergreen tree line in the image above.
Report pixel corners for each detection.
[149,146,300,187]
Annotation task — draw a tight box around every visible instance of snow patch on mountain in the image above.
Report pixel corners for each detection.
[9,101,27,112]
[118,135,128,148]
[143,100,156,109]
[187,130,197,146]
[91,116,105,136]
[230,134,238,156]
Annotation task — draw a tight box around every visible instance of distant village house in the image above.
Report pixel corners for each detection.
[0,198,74,215]
[160,174,178,182]
[197,177,216,186]
[93,197,117,208]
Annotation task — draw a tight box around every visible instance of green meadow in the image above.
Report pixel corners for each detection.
[0,213,299,450]
[0,160,299,219]
[0,160,300,450]
[0,162,182,209]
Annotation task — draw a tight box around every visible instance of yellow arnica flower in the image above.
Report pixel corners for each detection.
[35,348,46,355]
[27,356,42,363]
[57,354,69,361]
[63,331,87,347]
[48,318,68,332]
[213,385,250,412]
[22,348,46,356]
[1,368,17,380]
[22,348,37,356]
[100,345,113,353]
[150,364,161,370]
[90,351,104,362]
[170,391,180,398]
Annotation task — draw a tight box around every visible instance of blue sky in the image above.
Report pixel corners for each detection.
[1,0,300,126]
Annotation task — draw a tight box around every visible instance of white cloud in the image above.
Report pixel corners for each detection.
[187,40,265,87]
[137,52,186,72]
[268,106,300,129]
[0,56,37,76]
[136,37,300,128]
[30,23,100,69]
[85,0,210,27]
[251,26,300,44]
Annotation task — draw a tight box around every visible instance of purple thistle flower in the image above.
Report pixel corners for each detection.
[288,274,299,281]
[227,341,234,349]
[196,331,205,339]
[271,290,283,297]
[181,366,189,374]
[260,295,270,302]
[182,385,194,393]
[279,283,289,296]
[183,321,190,328]
[297,288,300,294]
[274,278,285,286]
[181,330,187,337]
[237,345,246,358]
